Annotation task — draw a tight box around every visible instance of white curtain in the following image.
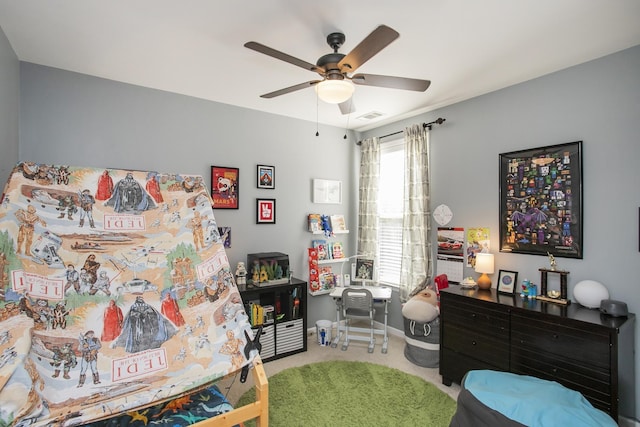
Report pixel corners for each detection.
[399,124,432,302]
[357,137,380,280]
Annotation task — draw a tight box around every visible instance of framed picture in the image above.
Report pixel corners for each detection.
[499,141,583,259]
[256,198,276,224]
[353,258,375,283]
[312,179,342,204]
[257,164,275,189]
[497,270,518,294]
[218,227,231,248]
[211,166,239,209]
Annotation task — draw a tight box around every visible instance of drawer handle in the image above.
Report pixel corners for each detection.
[552,333,559,339]
[285,324,294,328]
[471,340,477,346]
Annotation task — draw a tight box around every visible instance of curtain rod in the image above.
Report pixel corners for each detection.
[356,118,446,145]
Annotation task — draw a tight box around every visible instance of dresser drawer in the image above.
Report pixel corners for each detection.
[442,323,509,369]
[441,295,509,338]
[511,345,611,412]
[511,314,611,369]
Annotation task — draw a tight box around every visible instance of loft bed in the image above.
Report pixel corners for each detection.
[0,162,268,426]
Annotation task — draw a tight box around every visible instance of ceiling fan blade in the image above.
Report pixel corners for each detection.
[260,80,322,98]
[351,73,431,92]
[245,41,322,73]
[338,100,356,115]
[338,25,399,73]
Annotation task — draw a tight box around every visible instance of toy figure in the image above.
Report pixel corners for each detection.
[251,261,260,283]
[235,262,247,285]
[547,252,557,271]
[259,265,269,282]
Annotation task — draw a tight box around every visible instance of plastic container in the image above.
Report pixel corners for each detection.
[316,320,332,345]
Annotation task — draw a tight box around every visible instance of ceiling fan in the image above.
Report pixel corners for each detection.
[244,25,431,114]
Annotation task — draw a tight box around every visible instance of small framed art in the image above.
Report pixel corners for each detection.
[497,270,518,294]
[256,198,276,224]
[211,166,239,209]
[257,165,275,189]
[312,179,342,204]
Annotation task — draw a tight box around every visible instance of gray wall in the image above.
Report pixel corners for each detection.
[361,45,640,420]
[0,25,19,185]
[18,62,358,324]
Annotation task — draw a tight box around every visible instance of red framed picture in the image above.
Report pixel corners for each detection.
[256,198,276,224]
[211,166,239,209]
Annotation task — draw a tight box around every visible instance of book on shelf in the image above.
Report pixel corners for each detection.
[312,239,328,260]
[319,271,336,291]
[329,241,344,259]
[308,214,322,232]
[319,266,333,275]
[330,214,347,232]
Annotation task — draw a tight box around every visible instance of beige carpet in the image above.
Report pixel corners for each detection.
[218,325,461,406]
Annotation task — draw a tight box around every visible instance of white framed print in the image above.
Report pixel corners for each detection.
[497,269,518,294]
[312,179,342,204]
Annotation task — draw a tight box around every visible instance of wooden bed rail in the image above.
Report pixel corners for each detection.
[197,356,269,427]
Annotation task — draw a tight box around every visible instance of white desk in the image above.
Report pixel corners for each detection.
[329,285,392,353]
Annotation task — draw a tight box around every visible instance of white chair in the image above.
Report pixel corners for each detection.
[341,288,376,353]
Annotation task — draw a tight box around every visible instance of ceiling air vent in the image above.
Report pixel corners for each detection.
[357,111,384,121]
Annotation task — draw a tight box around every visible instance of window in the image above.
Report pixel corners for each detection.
[377,139,404,285]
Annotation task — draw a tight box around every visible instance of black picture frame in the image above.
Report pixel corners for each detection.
[257,165,275,189]
[497,270,518,294]
[499,141,583,259]
[210,166,239,209]
[256,198,276,224]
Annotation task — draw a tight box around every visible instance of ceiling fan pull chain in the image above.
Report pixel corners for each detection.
[316,91,320,137]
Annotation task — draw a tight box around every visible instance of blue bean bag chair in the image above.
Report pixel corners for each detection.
[450,370,617,427]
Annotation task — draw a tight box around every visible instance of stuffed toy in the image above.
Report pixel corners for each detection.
[402,287,439,323]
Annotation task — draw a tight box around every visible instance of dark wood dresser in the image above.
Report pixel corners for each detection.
[439,286,636,421]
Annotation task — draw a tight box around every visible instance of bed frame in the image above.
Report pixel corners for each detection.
[204,358,269,427]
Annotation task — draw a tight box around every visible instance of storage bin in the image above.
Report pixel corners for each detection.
[316,320,332,345]
[403,316,440,368]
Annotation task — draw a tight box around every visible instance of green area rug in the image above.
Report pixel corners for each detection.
[237,360,456,427]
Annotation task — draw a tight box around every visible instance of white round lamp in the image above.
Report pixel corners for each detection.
[573,280,609,308]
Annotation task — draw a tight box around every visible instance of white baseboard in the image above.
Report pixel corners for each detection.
[619,416,639,427]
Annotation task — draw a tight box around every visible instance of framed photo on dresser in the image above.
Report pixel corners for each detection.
[497,270,518,294]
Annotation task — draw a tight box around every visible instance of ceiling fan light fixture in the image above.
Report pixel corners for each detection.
[315,80,355,104]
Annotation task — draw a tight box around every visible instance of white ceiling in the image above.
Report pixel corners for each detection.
[1,1,639,132]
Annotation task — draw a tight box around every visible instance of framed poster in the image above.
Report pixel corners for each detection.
[312,179,342,204]
[256,198,276,224]
[257,164,275,189]
[211,166,239,209]
[499,141,583,259]
[497,270,518,294]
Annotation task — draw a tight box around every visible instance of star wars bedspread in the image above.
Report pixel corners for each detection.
[0,162,256,426]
